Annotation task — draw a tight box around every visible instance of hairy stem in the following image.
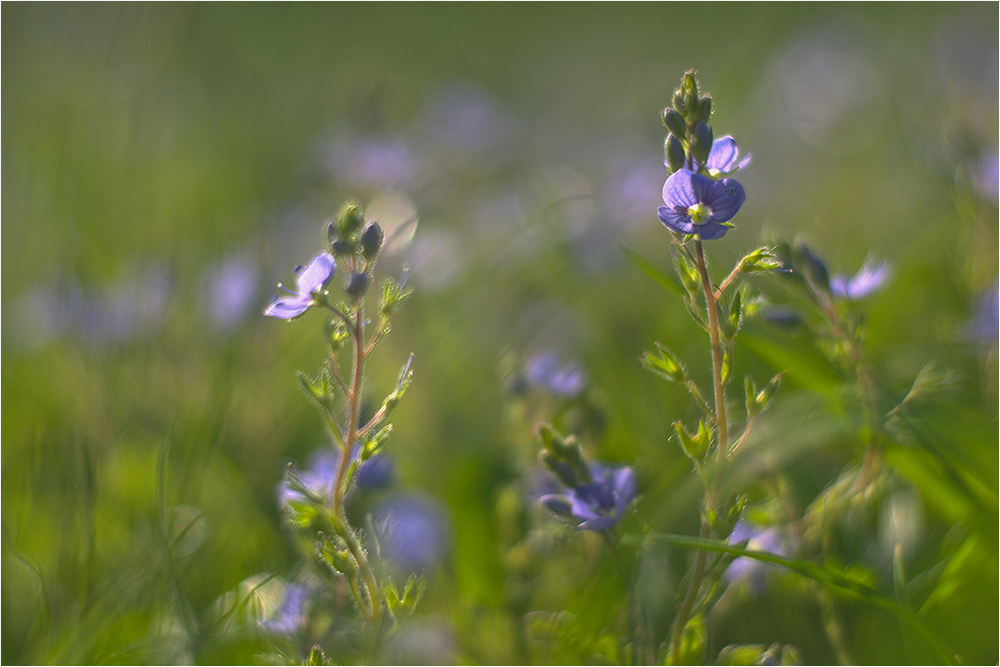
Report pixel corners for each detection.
[330,290,383,628]
[695,240,729,471]
[667,240,731,663]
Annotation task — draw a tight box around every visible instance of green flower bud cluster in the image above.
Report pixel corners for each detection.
[538,423,592,488]
[327,202,385,301]
[661,69,714,173]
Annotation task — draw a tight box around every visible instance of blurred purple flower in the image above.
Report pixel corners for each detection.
[279,447,393,509]
[972,282,999,344]
[524,351,586,398]
[658,169,745,241]
[762,306,804,330]
[76,264,172,345]
[724,521,788,594]
[279,450,338,508]
[260,582,308,635]
[829,260,889,300]
[204,255,259,330]
[355,453,395,490]
[704,136,752,177]
[374,494,449,573]
[324,135,417,189]
[539,463,636,531]
[264,252,335,319]
[421,82,516,154]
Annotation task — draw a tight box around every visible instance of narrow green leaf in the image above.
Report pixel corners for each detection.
[620,245,685,296]
[625,532,956,665]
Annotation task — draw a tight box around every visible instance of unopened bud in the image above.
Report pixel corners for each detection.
[662,108,686,138]
[346,272,370,300]
[665,134,686,173]
[361,222,384,261]
[336,202,366,239]
[692,122,714,167]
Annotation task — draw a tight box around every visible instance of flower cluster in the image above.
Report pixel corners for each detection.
[656,72,749,241]
[534,423,636,531]
[538,463,636,531]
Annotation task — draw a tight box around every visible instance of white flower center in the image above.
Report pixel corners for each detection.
[686,202,713,226]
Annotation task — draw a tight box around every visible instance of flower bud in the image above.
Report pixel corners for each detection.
[345,272,370,300]
[795,242,830,293]
[672,91,686,116]
[662,108,686,138]
[361,222,384,261]
[331,239,356,256]
[691,122,714,168]
[665,134,686,173]
[336,202,366,240]
[696,97,712,124]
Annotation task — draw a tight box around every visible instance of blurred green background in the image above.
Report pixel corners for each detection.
[2,3,996,664]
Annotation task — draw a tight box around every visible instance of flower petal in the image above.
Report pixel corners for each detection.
[706,136,739,173]
[703,179,745,222]
[661,169,699,208]
[577,515,618,532]
[539,494,574,518]
[657,206,694,235]
[611,467,637,513]
[695,223,730,241]
[296,252,336,295]
[264,296,313,319]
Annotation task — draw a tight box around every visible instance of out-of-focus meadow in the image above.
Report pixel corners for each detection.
[2,4,997,665]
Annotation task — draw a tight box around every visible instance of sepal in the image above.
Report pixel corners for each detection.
[641,342,686,383]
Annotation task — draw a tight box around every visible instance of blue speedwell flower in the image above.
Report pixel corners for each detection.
[374,494,450,573]
[658,169,745,241]
[264,252,335,319]
[524,351,586,398]
[724,520,790,594]
[830,260,889,300]
[539,463,636,531]
[260,582,309,635]
[705,135,752,177]
[278,447,393,509]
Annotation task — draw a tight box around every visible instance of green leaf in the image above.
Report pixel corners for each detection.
[740,327,844,397]
[625,532,956,665]
[620,245,685,296]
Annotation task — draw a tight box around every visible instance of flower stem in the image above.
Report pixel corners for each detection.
[667,518,710,665]
[694,240,729,471]
[667,240,730,664]
[330,293,383,628]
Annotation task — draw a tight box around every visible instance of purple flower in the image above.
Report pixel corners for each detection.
[829,260,889,300]
[260,582,309,635]
[724,521,788,594]
[279,451,338,508]
[355,453,395,490]
[263,252,335,319]
[279,448,393,509]
[204,255,259,330]
[658,169,745,241]
[539,463,636,531]
[524,351,587,398]
[705,135,752,177]
[374,494,450,573]
[971,282,999,344]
